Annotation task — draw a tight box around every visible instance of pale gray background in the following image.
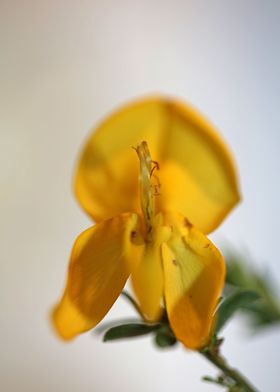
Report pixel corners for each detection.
[1,0,280,391]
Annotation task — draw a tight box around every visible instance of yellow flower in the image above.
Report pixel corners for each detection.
[52,97,240,350]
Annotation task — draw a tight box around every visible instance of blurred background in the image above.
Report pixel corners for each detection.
[1,0,280,391]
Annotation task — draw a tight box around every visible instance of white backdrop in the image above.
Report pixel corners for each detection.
[1,1,280,391]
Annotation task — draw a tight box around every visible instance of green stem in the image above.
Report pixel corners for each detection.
[121,291,146,320]
[201,349,258,392]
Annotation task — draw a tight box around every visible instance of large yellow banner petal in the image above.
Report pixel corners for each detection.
[75,97,240,233]
[52,213,141,340]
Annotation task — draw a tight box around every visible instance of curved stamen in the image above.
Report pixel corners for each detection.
[134,141,160,239]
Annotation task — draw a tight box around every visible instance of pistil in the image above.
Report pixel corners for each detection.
[134,141,160,239]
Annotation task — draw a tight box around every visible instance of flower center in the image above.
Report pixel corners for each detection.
[134,141,160,240]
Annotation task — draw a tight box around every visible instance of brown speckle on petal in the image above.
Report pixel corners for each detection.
[130,231,137,240]
[183,218,191,228]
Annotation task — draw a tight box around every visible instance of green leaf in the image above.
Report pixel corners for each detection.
[103,323,160,342]
[202,375,228,387]
[216,289,260,333]
[154,325,177,348]
[225,252,251,288]
[224,249,280,331]
[155,333,177,348]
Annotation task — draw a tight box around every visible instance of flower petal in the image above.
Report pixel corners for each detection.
[161,212,225,350]
[51,213,141,340]
[130,243,163,322]
[130,215,171,321]
[75,97,240,232]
